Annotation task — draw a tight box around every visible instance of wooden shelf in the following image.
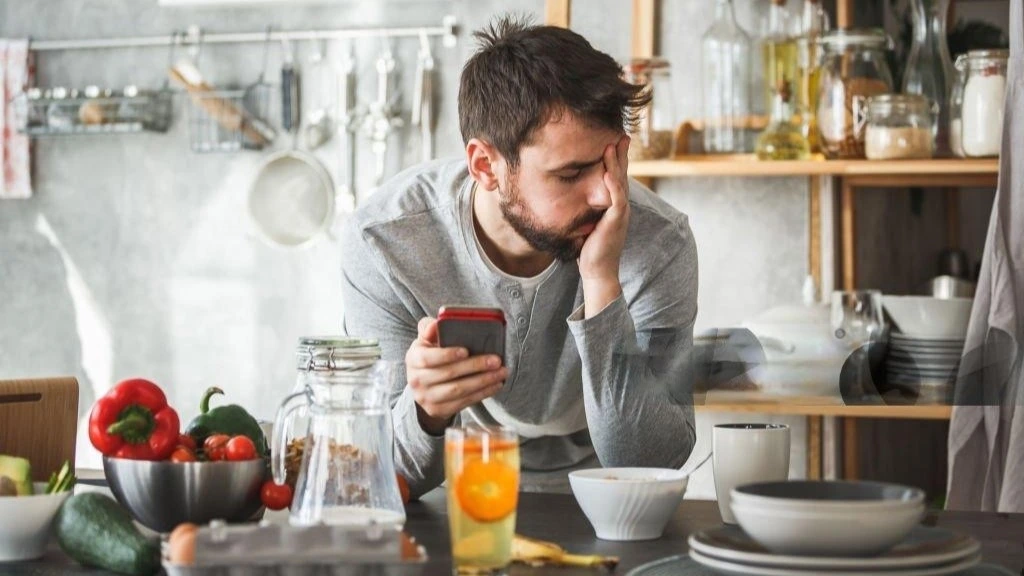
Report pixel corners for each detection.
[694,391,953,420]
[629,155,999,179]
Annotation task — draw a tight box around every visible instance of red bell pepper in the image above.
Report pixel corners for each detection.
[89,378,181,460]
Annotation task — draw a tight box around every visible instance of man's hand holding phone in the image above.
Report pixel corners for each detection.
[405,309,508,435]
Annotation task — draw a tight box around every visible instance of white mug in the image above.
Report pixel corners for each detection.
[713,423,790,524]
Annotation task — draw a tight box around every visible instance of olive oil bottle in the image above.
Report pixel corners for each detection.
[796,0,830,152]
[756,81,811,160]
[761,0,798,115]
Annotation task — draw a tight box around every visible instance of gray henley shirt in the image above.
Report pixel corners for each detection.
[340,158,698,496]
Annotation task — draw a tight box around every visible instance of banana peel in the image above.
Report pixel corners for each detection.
[512,534,619,570]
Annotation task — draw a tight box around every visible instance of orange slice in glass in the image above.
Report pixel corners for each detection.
[455,458,518,523]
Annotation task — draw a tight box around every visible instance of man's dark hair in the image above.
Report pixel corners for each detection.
[459,14,650,169]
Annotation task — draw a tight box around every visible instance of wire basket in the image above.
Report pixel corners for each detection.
[186,82,274,153]
[12,86,173,136]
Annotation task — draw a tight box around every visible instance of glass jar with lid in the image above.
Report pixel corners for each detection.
[624,58,675,161]
[864,94,935,160]
[948,55,967,157]
[815,29,894,159]
[271,337,406,527]
[958,49,1009,158]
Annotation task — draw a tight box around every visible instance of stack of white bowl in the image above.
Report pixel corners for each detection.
[881,296,973,403]
[689,480,982,575]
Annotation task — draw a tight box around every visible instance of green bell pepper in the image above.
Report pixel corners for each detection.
[185,387,268,456]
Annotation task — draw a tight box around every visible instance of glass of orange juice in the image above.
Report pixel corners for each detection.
[445,425,520,575]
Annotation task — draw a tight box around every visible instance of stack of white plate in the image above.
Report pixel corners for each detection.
[688,524,981,576]
[886,333,964,402]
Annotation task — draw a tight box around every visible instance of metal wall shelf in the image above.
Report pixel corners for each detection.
[27,17,458,52]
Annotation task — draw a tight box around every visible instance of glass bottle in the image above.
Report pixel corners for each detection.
[796,0,830,152]
[756,80,810,160]
[702,0,753,154]
[761,0,798,117]
[800,0,829,34]
[902,0,955,155]
[624,58,676,161]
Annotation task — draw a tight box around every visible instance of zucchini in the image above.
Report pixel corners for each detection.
[55,492,161,576]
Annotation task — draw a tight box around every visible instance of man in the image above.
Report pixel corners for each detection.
[341,15,697,496]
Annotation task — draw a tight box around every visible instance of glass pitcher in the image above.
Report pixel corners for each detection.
[271,337,405,528]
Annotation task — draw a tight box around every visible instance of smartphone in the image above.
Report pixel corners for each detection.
[437,306,506,366]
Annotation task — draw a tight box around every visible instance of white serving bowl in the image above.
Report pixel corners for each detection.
[0,482,72,562]
[882,296,973,340]
[730,481,925,557]
[568,467,688,541]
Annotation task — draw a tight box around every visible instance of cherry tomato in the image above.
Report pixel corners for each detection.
[225,435,257,461]
[177,434,197,451]
[169,446,197,463]
[260,481,293,511]
[203,434,231,461]
[396,473,411,505]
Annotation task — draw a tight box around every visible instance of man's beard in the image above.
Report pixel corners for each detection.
[497,175,604,262]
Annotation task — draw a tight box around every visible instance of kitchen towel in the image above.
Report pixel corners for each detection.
[946,0,1024,513]
[0,39,32,199]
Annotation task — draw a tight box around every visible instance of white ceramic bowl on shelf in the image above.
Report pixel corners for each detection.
[730,480,925,557]
[0,482,72,561]
[568,468,688,541]
[882,296,973,340]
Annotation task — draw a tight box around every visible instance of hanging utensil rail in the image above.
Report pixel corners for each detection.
[28,16,457,52]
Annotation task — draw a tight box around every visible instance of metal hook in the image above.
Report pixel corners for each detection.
[258,25,272,83]
[418,29,433,62]
[161,31,180,90]
[185,25,203,69]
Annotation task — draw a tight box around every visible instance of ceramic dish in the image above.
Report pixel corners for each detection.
[688,524,980,570]
[882,297,972,340]
[689,549,981,576]
[730,481,925,556]
[568,468,688,541]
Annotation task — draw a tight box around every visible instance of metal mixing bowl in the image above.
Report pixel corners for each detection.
[103,457,267,533]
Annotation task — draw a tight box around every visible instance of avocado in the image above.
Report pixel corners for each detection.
[0,455,33,496]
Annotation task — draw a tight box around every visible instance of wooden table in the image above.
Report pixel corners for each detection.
[16,491,1024,575]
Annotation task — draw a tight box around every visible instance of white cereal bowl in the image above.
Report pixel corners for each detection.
[730,481,925,557]
[568,468,688,541]
[0,482,72,562]
[882,296,973,340]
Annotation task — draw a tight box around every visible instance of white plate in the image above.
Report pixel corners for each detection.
[887,366,960,374]
[887,369,956,377]
[688,525,980,571]
[888,355,962,363]
[891,336,964,344]
[689,549,982,576]
[888,348,958,356]
[886,359,959,369]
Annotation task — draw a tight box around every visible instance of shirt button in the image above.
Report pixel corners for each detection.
[517,317,526,326]
[510,289,521,298]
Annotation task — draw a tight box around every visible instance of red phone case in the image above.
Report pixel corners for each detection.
[437,306,507,324]
[437,306,506,363]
